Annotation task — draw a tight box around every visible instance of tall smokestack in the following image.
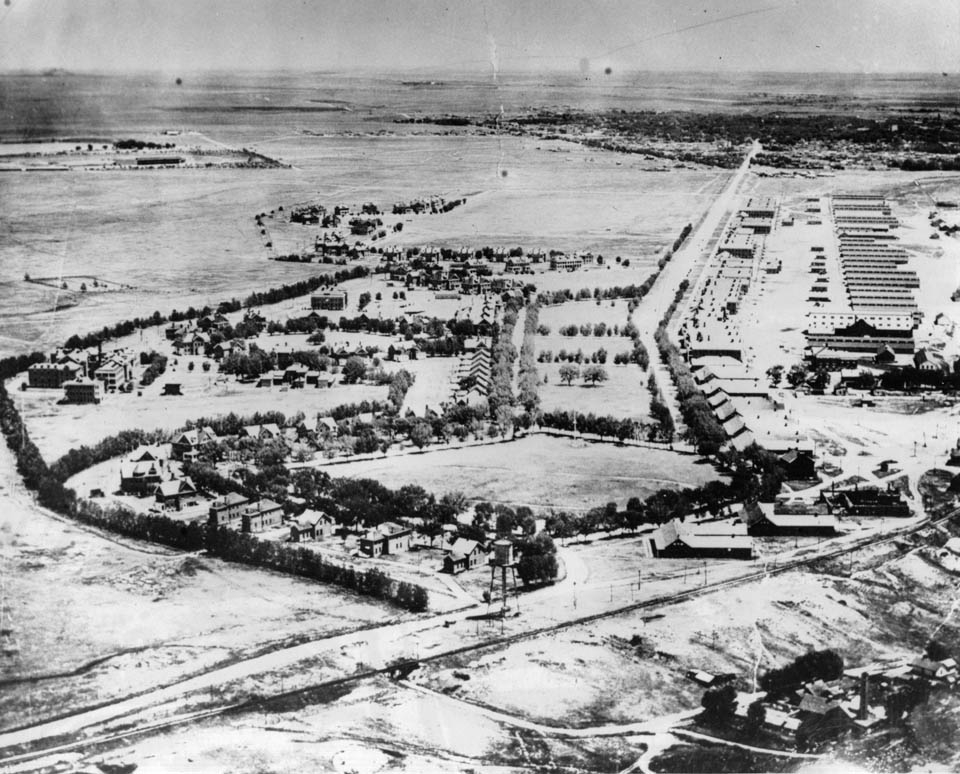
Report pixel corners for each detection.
[858,672,870,721]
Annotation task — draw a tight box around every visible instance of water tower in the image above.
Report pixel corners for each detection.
[488,539,519,618]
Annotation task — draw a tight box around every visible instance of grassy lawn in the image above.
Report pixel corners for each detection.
[540,363,650,419]
[327,435,723,511]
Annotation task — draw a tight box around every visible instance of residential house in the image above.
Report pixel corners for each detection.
[154,477,197,511]
[289,510,335,542]
[176,332,209,357]
[777,448,817,480]
[360,521,413,557]
[240,424,283,442]
[442,538,487,574]
[914,348,949,373]
[119,447,168,496]
[170,426,218,461]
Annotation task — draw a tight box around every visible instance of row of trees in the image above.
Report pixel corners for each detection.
[653,280,728,455]
[559,443,793,538]
[0,380,434,612]
[517,303,540,413]
[647,371,676,442]
[60,266,370,353]
[487,301,521,422]
[539,348,609,365]
[558,321,633,338]
[537,409,643,442]
[557,364,609,386]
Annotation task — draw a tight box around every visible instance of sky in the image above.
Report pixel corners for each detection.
[0,0,957,75]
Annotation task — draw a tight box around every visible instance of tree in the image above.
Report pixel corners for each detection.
[926,639,952,662]
[495,505,517,536]
[760,649,844,696]
[408,420,432,449]
[559,364,579,385]
[701,684,737,725]
[342,357,366,384]
[786,364,808,388]
[582,364,609,386]
[516,533,558,586]
[809,367,830,391]
[744,699,766,737]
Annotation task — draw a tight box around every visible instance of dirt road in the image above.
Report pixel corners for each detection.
[632,141,761,429]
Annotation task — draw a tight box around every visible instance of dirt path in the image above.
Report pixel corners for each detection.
[398,679,699,738]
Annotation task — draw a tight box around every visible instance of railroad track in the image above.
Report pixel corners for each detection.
[4,503,953,766]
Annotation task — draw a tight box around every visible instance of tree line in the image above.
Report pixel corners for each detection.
[517,302,540,413]
[0,379,430,612]
[653,280,728,455]
[487,300,521,425]
[59,266,369,354]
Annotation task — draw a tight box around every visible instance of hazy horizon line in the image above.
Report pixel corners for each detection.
[1,66,956,79]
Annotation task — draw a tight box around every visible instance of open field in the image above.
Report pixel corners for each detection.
[539,298,636,331]
[0,68,736,358]
[325,435,723,511]
[41,675,642,774]
[539,364,651,418]
[13,370,389,462]
[417,627,703,727]
[0,133,721,358]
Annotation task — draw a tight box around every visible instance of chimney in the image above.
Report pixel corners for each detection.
[858,672,870,721]
[97,340,103,368]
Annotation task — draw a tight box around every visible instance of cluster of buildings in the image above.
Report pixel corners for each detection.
[732,654,959,750]
[678,197,783,449]
[548,251,600,272]
[643,484,910,561]
[377,250,524,295]
[118,445,198,510]
[452,343,492,407]
[28,346,140,404]
[207,491,286,533]
[804,194,920,369]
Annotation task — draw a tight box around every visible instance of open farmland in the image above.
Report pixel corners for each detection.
[326,435,722,511]
[0,131,724,358]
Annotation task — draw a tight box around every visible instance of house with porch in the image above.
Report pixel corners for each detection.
[154,477,197,511]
